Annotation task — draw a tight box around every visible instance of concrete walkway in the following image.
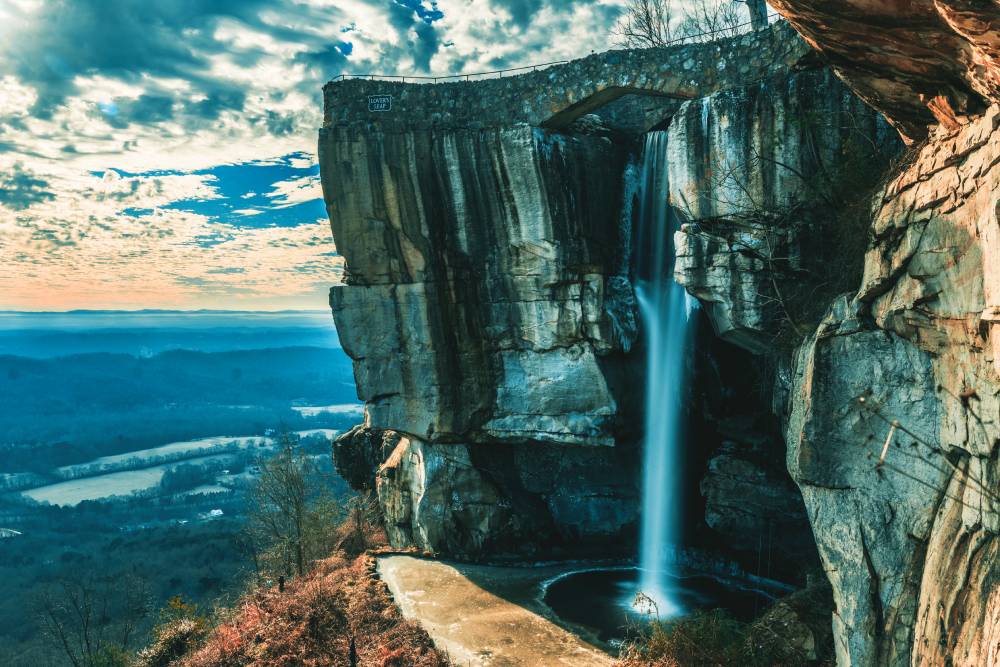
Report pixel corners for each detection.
[377,555,615,667]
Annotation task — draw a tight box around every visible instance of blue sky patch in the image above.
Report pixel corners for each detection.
[394,0,445,24]
[111,152,326,229]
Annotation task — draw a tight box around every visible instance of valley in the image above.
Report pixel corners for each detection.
[0,312,360,666]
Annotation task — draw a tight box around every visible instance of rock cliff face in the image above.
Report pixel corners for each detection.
[770,0,1000,142]
[783,109,1000,667]
[660,66,899,575]
[669,68,899,352]
[758,3,1000,664]
[319,31,890,565]
[321,12,1000,663]
[321,125,637,448]
[320,119,644,554]
[333,426,639,556]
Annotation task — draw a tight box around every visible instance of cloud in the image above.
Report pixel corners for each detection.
[0,163,55,210]
[387,0,445,71]
[0,163,343,310]
[0,0,632,166]
[493,0,546,27]
[4,0,268,116]
[267,174,322,209]
[0,0,636,309]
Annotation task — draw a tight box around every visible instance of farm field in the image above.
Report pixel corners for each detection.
[20,429,342,506]
[55,435,268,477]
[291,403,364,417]
[23,453,237,506]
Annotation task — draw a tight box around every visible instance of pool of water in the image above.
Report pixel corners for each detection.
[542,567,777,643]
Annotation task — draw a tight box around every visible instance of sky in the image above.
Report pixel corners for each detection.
[0,0,636,311]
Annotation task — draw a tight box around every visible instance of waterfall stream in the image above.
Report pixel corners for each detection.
[634,131,697,617]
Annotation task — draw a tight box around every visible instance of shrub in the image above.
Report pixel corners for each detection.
[134,596,210,667]
[134,618,206,667]
[176,554,447,667]
[617,595,833,667]
[618,608,746,667]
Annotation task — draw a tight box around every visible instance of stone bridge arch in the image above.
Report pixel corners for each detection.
[323,21,811,133]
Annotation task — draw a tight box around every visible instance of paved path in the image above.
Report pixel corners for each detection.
[377,555,615,667]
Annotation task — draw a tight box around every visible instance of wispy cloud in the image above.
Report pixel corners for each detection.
[0,0,630,309]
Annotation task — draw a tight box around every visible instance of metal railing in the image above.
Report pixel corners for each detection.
[332,60,570,83]
[332,14,782,84]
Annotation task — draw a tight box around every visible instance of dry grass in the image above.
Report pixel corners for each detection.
[615,584,836,667]
[616,609,745,667]
[174,553,448,667]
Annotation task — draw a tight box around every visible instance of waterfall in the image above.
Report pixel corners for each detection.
[634,131,696,617]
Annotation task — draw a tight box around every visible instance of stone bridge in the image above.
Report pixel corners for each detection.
[322,21,812,133]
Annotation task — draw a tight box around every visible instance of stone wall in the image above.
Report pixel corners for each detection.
[323,21,811,132]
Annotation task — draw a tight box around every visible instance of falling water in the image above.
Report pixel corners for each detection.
[634,131,697,617]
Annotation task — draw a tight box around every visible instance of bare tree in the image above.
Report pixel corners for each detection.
[679,0,744,39]
[613,0,763,48]
[612,0,680,48]
[247,433,342,578]
[34,573,150,667]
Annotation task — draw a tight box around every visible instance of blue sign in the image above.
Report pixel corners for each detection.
[368,95,392,112]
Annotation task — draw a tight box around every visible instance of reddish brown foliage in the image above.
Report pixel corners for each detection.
[179,554,449,667]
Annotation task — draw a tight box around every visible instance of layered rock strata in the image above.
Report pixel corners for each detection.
[769,1,1000,142]
[784,109,1000,667]
[321,125,637,448]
